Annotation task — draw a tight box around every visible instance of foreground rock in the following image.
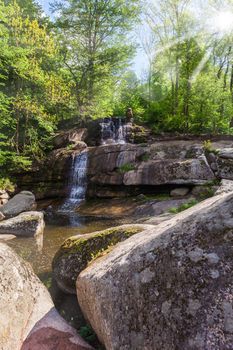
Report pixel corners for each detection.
[77,192,233,350]
[0,211,44,237]
[0,243,92,350]
[53,225,147,294]
[0,191,36,218]
[22,308,93,350]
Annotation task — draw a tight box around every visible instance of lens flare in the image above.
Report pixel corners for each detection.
[214,11,233,33]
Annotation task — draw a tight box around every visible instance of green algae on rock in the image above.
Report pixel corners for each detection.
[52,225,143,294]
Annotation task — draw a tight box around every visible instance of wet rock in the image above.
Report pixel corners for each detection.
[77,192,233,350]
[0,191,36,218]
[52,225,146,294]
[0,211,44,238]
[170,188,189,197]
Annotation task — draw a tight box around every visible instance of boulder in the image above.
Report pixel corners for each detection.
[215,179,233,195]
[0,242,52,350]
[0,243,92,350]
[87,143,146,176]
[77,192,233,350]
[133,198,189,217]
[0,191,36,218]
[217,157,233,180]
[21,308,93,350]
[52,128,88,149]
[218,147,233,159]
[123,158,215,186]
[52,225,146,294]
[170,187,189,197]
[0,211,44,238]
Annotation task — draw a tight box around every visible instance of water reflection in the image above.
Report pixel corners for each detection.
[6,210,126,278]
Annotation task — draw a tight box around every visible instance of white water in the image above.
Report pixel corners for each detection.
[100,118,126,145]
[61,151,88,211]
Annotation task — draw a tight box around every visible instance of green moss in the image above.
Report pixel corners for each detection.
[52,226,143,292]
[138,193,171,202]
[137,153,150,162]
[117,163,135,173]
[169,199,199,214]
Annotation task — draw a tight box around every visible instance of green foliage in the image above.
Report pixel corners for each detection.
[203,140,214,153]
[117,163,135,173]
[169,199,199,214]
[52,0,141,118]
[137,193,171,202]
[0,177,15,191]
[79,325,97,344]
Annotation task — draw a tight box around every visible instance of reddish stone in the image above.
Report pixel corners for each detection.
[21,308,94,350]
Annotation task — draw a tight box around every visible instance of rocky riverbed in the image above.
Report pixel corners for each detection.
[2,127,233,349]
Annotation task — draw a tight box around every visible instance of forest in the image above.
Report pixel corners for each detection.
[1,0,233,176]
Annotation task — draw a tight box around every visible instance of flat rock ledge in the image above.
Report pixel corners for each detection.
[0,211,44,237]
[77,192,233,350]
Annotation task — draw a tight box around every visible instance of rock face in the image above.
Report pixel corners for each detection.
[53,225,145,294]
[52,128,88,149]
[15,149,82,200]
[14,138,233,200]
[77,192,233,350]
[123,158,214,186]
[0,191,36,218]
[87,142,215,198]
[0,211,44,237]
[0,243,92,350]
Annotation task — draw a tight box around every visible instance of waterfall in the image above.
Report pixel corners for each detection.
[100,118,126,145]
[61,151,88,210]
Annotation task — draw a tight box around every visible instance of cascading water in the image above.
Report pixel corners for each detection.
[100,117,126,145]
[61,151,88,211]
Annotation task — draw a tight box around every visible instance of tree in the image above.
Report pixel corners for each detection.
[52,0,141,118]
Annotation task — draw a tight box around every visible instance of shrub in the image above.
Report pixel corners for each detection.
[117,163,135,173]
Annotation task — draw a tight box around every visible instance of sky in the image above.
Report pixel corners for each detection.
[36,0,148,77]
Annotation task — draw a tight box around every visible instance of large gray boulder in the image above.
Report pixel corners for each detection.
[123,158,215,186]
[77,192,233,350]
[0,243,93,350]
[52,225,146,294]
[0,191,36,218]
[0,211,44,238]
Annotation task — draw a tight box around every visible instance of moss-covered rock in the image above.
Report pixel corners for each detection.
[52,225,143,294]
